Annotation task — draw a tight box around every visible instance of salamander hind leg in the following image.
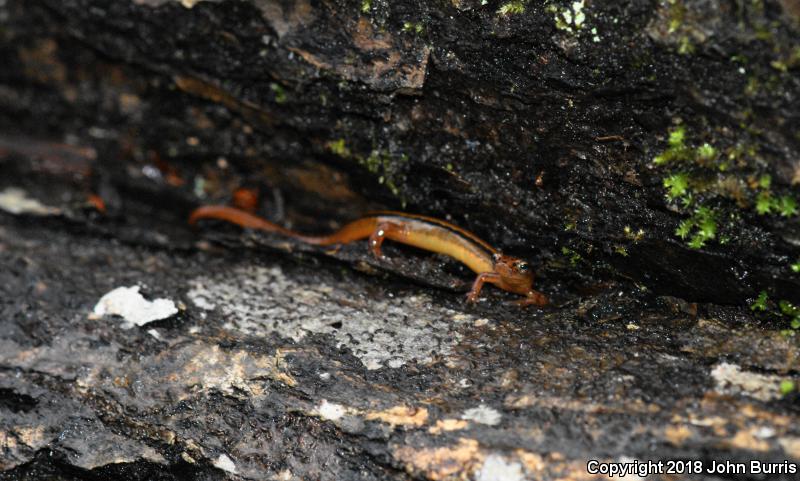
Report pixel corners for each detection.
[369,221,403,259]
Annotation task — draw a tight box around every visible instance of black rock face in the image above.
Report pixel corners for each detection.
[1,0,800,479]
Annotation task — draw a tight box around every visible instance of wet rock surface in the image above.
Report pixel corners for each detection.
[2,0,800,479]
[1,215,799,480]
[1,0,799,306]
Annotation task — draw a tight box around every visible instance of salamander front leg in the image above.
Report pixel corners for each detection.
[467,272,501,303]
[368,222,402,259]
[515,289,549,307]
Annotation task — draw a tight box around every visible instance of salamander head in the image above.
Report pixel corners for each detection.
[491,253,534,295]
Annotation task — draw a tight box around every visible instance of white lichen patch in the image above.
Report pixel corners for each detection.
[710,362,783,402]
[477,454,525,481]
[316,400,350,421]
[91,286,178,326]
[213,454,237,474]
[462,405,503,426]
[0,187,60,216]
[187,265,475,370]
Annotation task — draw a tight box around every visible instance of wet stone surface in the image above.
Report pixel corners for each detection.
[1,215,799,480]
[2,0,800,479]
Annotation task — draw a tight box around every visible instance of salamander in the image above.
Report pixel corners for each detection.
[189,205,548,306]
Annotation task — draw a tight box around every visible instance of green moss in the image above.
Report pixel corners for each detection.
[755,191,775,215]
[667,0,686,33]
[791,260,800,273]
[623,225,644,242]
[779,301,800,329]
[327,139,351,158]
[663,173,690,201]
[653,126,692,165]
[548,0,587,32]
[326,139,407,200]
[269,83,287,104]
[726,143,757,168]
[675,219,692,239]
[744,77,760,97]
[561,247,582,266]
[777,196,798,217]
[652,122,798,251]
[677,36,694,55]
[771,60,788,72]
[675,206,717,249]
[497,1,525,15]
[752,291,800,332]
[779,299,799,316]
[360,150,408,198]
[754,190,797,217]
[361,0,371,13]
[750,290,769,311]
[652,127,724,169]
[696,143,716,162]
[402,21,424,34]
[780,379,795,396]
[754,24,774,42]
[668,126,686,147]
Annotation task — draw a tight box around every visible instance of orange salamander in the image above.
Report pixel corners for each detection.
[189,205,548,306]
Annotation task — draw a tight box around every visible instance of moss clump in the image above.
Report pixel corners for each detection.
[750,290,769,311]
[779,300,800,329]
[269,83,287,104]
[402,21,424,34]
[667,0,686,33]
[623,225,645,242]
[780,379,795,396]
[547,0,587,33]
[360,149,408,198]
[755,191,775,214]
[361,0,371,13]
[652,123,799,250]
[677,36,694,55]
[753,189,797,217]
[497,1,525,16]
[777,196,798,217]
[696,143,716,162]
[326,138,407,200]
[653,126,702,165]
[791,260,800,273]
[675,206,717,249]
[561,247,582,266]
[326,139,350,158]
[749,290,800,335]
[663,172,690,201]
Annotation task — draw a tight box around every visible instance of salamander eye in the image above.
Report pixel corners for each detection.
[516,262,529,272]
